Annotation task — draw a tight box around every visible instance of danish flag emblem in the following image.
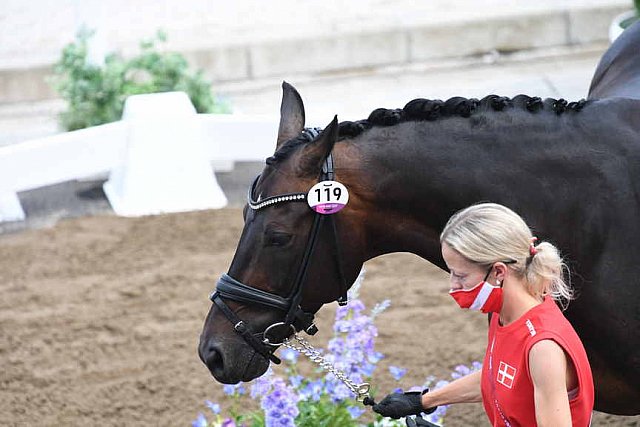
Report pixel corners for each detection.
[497,361,516,389]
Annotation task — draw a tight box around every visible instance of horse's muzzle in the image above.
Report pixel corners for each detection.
[198,336,270,384]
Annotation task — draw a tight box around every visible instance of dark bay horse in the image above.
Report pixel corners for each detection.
[199,23,640,415]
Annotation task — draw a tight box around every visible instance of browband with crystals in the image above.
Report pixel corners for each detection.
[247,174,307,210]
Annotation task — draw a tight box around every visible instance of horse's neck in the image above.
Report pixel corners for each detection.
[355,113,576,265]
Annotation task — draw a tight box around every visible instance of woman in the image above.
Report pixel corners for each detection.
[372,203,594,426]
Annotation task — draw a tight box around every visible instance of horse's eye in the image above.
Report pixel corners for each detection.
[264,232,293,247]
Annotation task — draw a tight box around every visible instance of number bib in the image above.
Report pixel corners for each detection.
[307,181,349,214]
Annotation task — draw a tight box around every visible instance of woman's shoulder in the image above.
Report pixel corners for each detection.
[497,297,576,347]
[528,297,574,333]
[523,298,589,367]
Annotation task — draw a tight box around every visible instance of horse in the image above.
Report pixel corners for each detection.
[199,22,640,415]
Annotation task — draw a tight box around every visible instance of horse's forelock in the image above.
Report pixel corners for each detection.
[266,131,317,165]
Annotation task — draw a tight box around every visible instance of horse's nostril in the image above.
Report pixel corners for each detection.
[202,342,224,373]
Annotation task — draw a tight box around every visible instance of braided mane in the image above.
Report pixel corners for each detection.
[267,94,588,164]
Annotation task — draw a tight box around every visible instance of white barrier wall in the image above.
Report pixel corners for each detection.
[0,92,281,221]
[104,92,229,216]
[0,121,127,221]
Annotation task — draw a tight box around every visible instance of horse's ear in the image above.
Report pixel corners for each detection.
[276,81,306,150]
[297,116,338,177]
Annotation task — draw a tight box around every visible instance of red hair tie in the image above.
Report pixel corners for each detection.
[529,237,538,256]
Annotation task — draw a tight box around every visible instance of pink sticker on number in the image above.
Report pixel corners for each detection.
[312,202,347,214]
[307,181,349,215]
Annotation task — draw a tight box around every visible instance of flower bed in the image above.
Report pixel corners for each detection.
[194,271,480,427]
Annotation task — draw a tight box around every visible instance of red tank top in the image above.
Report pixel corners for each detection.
[480,297,594,426]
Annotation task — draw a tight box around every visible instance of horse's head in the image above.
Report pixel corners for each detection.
[199,82,368,384]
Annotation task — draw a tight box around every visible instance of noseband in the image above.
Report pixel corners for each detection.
[209,128,349,364]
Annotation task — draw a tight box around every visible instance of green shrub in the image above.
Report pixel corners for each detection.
[51,28,230,131]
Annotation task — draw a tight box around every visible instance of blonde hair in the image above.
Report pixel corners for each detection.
[440,203,573,308]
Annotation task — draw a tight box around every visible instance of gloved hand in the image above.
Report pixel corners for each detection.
[372,389,437,419]
[406,415,440,427]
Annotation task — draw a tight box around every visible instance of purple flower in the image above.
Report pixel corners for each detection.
[361,362,376,377]
[288,374,303,388]
[347,299,366,313]
[299,379,323,401]
[205,400,220,415]
[425,404,449,424]
[222,383,245,396]
[261,377,299,427]
[347,405,366,419]
[371,299,391,319]
[368,351,384,364]
[221,419,236,427]
[250,368,274,398]
[325,380,353,402]
[280,348,298,363]
[389,366,408,381]
[451,364,472,380]
[192,413,208,427]
[450,362,482,380]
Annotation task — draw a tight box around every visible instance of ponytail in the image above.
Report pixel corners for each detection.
[526,241,573,309]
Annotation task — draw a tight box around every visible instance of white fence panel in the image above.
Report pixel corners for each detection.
[0,121,127,194]
[0,101,282,222]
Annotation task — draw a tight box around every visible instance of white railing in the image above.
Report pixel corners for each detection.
[0,92,281,221]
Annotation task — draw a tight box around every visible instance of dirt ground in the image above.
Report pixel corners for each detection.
[1,209,638,426]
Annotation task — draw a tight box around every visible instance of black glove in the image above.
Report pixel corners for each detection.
[372,390,436,419]
[406,415,440,427]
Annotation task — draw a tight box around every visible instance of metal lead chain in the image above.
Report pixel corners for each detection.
[283,333,371,403]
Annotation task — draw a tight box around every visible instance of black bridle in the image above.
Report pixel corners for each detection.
[209,128,349,364]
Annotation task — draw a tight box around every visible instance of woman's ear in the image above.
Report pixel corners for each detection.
[493,262,509,283]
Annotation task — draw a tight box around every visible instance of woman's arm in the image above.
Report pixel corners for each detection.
[529,339,572,427]
[422,370,483,408]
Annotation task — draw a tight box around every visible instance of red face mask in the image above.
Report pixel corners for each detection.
[449,266,503,314]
